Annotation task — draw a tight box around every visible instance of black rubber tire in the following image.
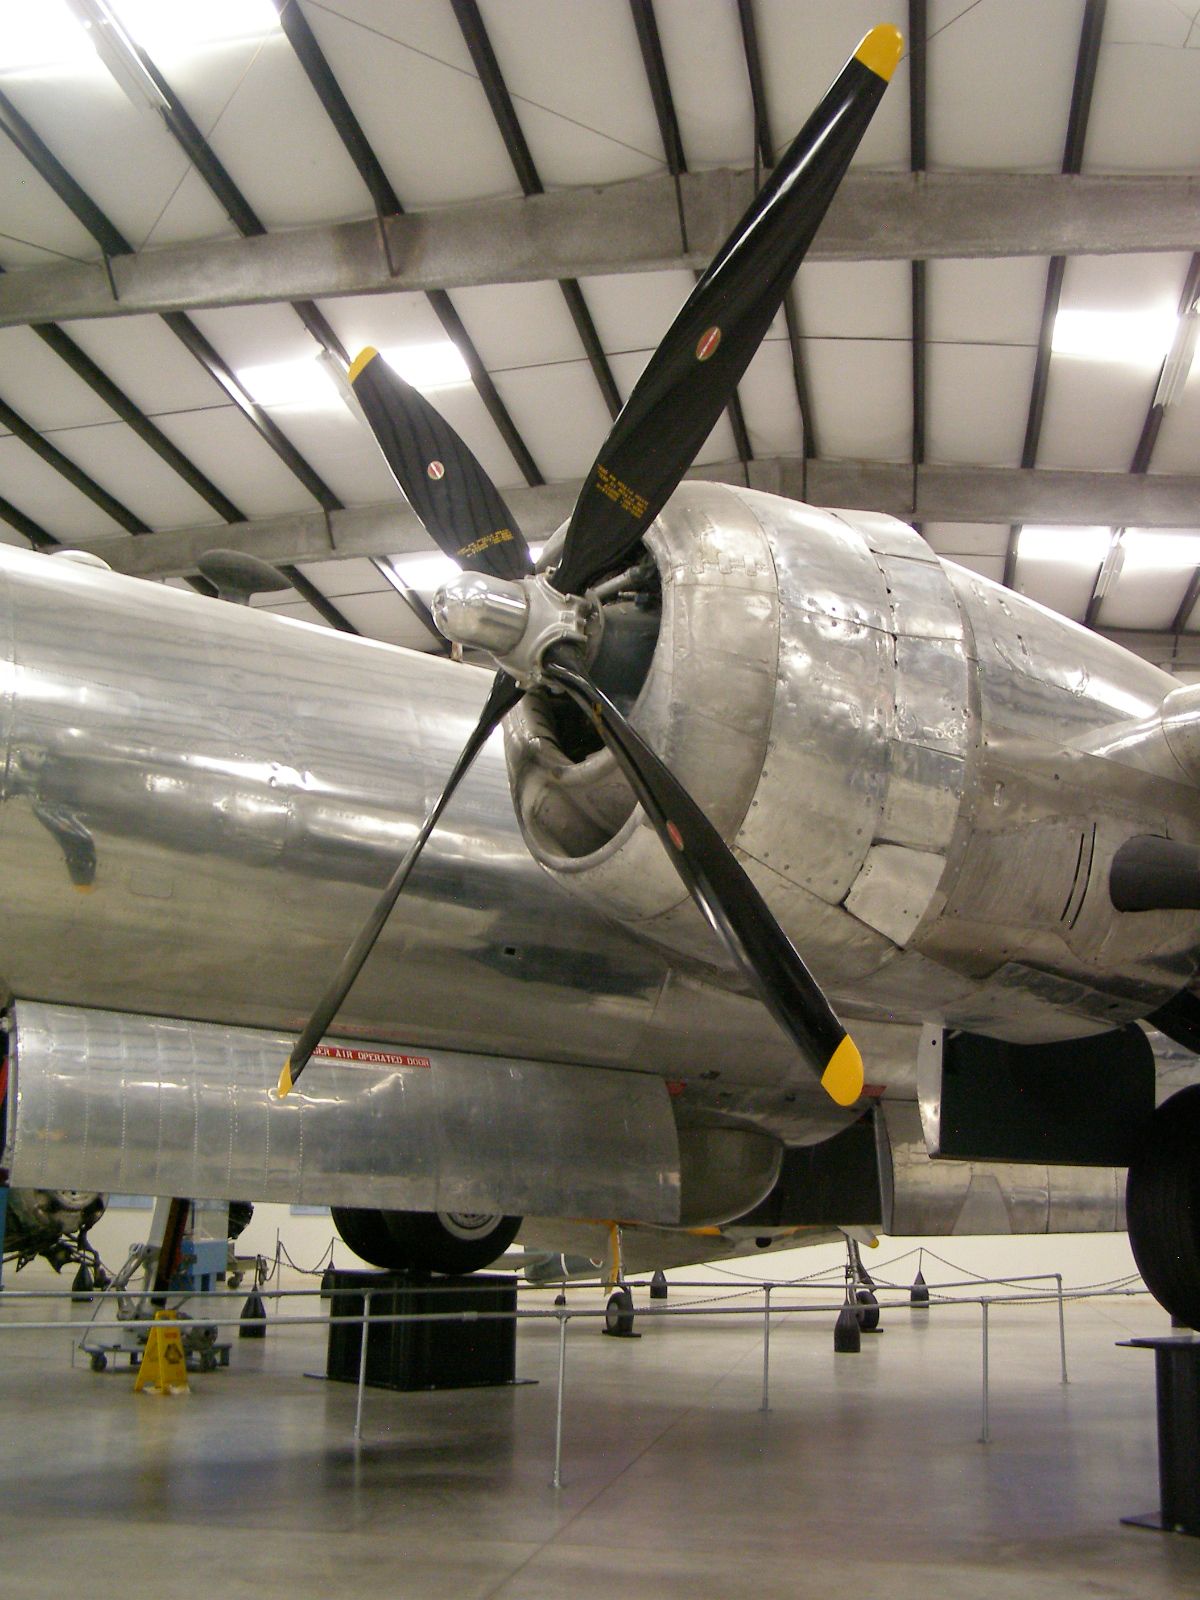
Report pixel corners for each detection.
[89,1352,107,1373]
[855,1286,880,1332]
[605,1288,635,1336]
[383,1211,521,1275]
[1126,1084,1200,1329]
[330,1206,404,1269]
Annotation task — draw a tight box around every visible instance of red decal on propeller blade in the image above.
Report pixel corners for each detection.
[666,821,684,851]
[427,460,445,480]
[696,326,721,362]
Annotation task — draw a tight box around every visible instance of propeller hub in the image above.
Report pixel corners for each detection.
[433,571,597,686]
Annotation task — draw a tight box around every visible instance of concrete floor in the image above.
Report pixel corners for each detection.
[1,1270,1198,1600]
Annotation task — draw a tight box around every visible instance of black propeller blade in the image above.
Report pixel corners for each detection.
[552,24,902,598]
[278,670,524,1096]
[281,26,901,1103]
[348,348,533,581]
[543,647,862,1105]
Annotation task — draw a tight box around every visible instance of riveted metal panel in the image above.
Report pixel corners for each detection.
[878,744,964,851]
[876,553,966,640]
[892,636,970,755]
[8,1002,682,1224]
[844,844,948,947]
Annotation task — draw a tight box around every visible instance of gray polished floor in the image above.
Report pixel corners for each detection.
[0,1269,1197,1599]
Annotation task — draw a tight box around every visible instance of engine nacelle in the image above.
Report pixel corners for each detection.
[506,481,1200,1043]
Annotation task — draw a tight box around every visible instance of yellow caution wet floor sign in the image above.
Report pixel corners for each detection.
[134,1311,190,1395]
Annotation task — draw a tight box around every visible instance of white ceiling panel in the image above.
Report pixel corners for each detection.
[1101,566,1195,633]
[332,590,435,649]
[413,382,528,492]
[449,280,590,371]
[0,522,27,548]
[161,33,374,233]
[1087,2,1200,171]
[927,343,1037,466]
[575,270,693,363]
[736,337,804,459]
[796,259,910,340]
[0,62,231,253]
[249,402,405,509]
[923,522,1009,558]
[48,420,227,530]
[480,0,662,186]
[294,557,391,598]
[318,291,459,365]
[302,1,518,206]
[0,117,99,267]
[1148,381,1200,474]
[0,327,119,429]
[57,315,234,414]
[926,0,1083,171]
[1015,552,1104,623]
[754,1,908,168]
[1037,357,1156,470]
[926,257,1049,346]
[805,338,911,462]
[249,595,334,630]
[950,552,1006,584]
[490,362,620,482]
[0,435,126,539]
[655,0,755,168]
[150,406,322,519]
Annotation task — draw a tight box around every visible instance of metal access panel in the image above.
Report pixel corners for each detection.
[5,1001,681,1225]
[934,1025,1155,1166]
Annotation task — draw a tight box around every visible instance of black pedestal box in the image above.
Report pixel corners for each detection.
[325,1269,517,1391]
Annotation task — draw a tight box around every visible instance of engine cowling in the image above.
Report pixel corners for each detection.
[505,480,1200,1042]
[505,480,939,992]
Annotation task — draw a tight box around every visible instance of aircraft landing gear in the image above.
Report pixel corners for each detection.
[1126,1085,1200,1330]
[846,1237,880,1333]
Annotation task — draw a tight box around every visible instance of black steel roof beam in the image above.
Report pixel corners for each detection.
[909,0,928,485]
[452,0,622,419]
[737,0,817,464]
[277,563,359,633]
[632,0,751,469]
[0,395,149,533]
[31,322,246,523]
[1170,566,1200,636]
[273,0,403,216]
[0,494,59,550]
[0,76,342,516]
[275,0,544,484]
[0,86,131,256]
[1005,0,1105,590]
[160,313,341,511]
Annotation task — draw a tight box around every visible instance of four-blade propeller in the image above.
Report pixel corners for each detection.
[279,25,904,1109]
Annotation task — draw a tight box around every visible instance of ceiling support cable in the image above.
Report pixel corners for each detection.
[736,0,817,471]
[274,0,543,484]
[630,0,753,473]
[1004,0,1106,590]
[451,0,623,420]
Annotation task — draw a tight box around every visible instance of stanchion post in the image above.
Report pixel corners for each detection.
[1056,1273,1069,1384]
[980,1297,991,1444]
[760,1284,772,1413]
[353,1288,372,1442]
[552,1309,569,1489]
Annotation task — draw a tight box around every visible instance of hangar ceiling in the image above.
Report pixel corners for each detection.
[0,0,1198,677]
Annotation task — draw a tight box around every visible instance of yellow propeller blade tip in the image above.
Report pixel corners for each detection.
[276,1059,294,1099]
[854,24,904,82]
[821,1034,864,1107]
[347,346,379,384]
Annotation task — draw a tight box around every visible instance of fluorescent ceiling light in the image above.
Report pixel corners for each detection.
[63,0,167,112]
[236,357,341,409]
[108,0,279,52]
[1051,306,1178,367]
[388,543,544,593]
[1119,529,1200,572]
[1017,525,1111,567]
[381,343,472,391]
